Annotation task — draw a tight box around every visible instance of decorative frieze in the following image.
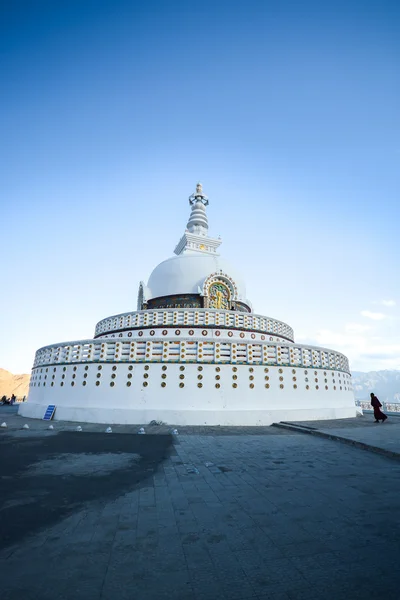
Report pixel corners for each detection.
[94,308,294,341]
[32,337,350,373]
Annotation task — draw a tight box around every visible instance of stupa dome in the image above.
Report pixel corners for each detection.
[146,253,247,302]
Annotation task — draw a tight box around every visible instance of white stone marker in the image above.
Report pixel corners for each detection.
[22,424,30,429]
[105,427,112,433]
[1,422,7,428]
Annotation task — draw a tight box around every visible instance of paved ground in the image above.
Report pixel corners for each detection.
[1,407,400,600]
[286,414,400,457]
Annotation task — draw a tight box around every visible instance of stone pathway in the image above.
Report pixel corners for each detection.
[277,415,400,458]
[1,408,400,599]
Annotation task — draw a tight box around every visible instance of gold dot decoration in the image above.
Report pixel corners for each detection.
[161,382,166,387]
[71,382,74,386]
[197,383,203,388]
[180,366,185,371]
[145,365,149,371]
[215,383,220,389]
[249,375,254,381]
[325,385,328,390]
[96,373,101,379]
[96,381,100,386]
[73,366,77,372]
[264,368,269,373]
[98,366,102,370]
[265,383,270,389]
[315,378,318,383]
[162,365,167,371]
[144,373,149,379]
[179,382,184,388]
[198,366,203,371]
[143,381,148,387]
[215,367,221,372]
[110,382,115,387]
[280,384,284,389]
[279,376,283,381]
[279,368,283,374]
[197,374,203,380]
[232,383,237,388]
[161,374,167,379]
[232,375,237,380]
[306,385,309,390]
[292,369,296,374]
[232,367,237,372]
[112,366,117,371]
[249,367,254,373]
[249,383,254,389]
[293,384,297,389]
[127,381,131,387]
[61,382,64,387]
[316,385,319,390]
[179,374,185,380]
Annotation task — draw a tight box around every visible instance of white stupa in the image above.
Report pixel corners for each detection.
[20,184,356,424]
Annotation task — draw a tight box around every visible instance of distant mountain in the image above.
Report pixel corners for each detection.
[351,370,400,403]
[0,369,30,399]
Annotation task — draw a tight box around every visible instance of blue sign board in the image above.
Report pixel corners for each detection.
[43,405,56,420]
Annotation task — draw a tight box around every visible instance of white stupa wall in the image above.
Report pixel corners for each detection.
[20,334,355,425]
[20,362,354,424]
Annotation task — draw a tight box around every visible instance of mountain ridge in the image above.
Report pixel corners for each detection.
[0,369,30,398]
[351,369,400,403]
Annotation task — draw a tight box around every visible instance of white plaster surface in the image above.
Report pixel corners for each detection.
[20,363,356,425]
[146,254,247,301]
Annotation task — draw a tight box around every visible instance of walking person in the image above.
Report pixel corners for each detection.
[370,393,388,423]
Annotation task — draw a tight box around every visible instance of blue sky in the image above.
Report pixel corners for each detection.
[1,0,399,374]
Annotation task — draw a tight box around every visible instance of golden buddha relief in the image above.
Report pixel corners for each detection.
[209,281,230,309]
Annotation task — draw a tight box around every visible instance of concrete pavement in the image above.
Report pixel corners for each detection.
[1,407,400,600]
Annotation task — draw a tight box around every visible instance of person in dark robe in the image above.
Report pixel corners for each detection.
[370,393,387,423]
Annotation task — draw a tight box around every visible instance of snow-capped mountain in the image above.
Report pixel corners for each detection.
[351,370,400,403]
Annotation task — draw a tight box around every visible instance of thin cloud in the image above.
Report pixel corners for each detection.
[345,323,371,333]
[361,310,386,321]
[381,300,396,307]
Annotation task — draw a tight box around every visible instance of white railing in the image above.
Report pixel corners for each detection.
[356,400,400,413]
[32,337,350,373]
[94,309,295,341]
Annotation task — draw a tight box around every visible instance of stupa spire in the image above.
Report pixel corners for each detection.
[174,183,221,256]
[186,183,209,235]
[189,182,209,206]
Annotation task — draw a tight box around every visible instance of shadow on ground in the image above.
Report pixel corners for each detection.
[0,432,174,550]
